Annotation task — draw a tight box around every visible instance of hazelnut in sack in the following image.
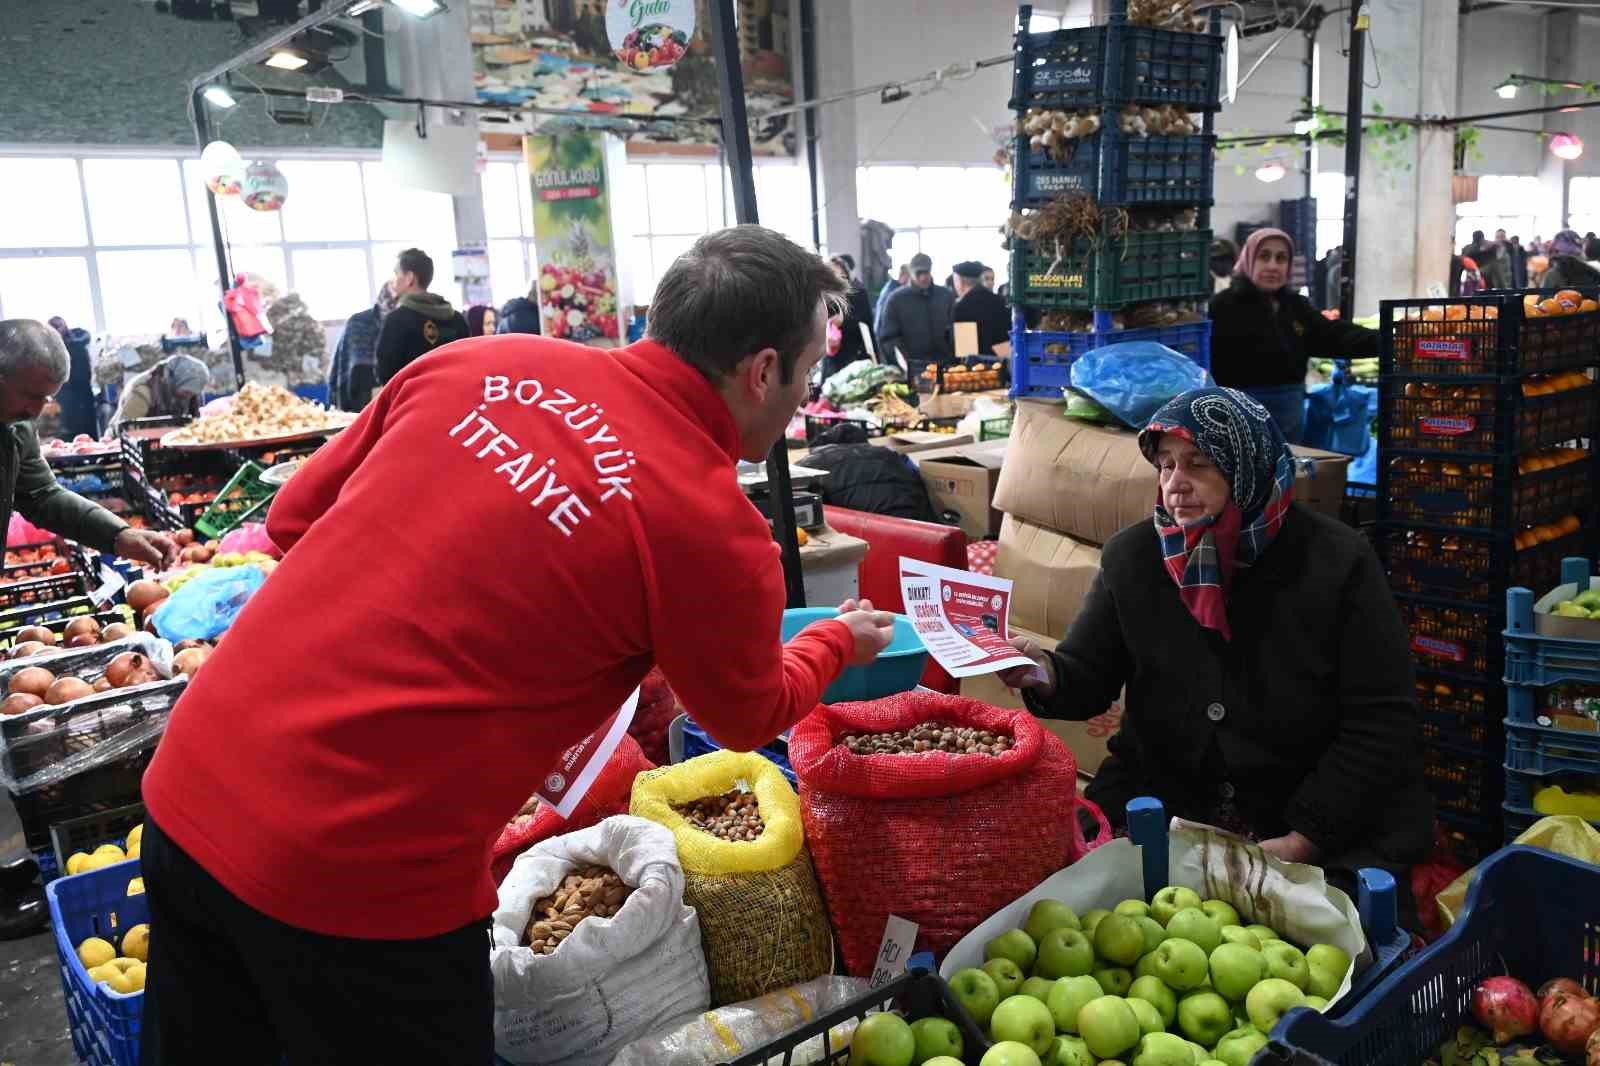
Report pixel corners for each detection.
[630,750,833,1006]
[788,692,1110,975]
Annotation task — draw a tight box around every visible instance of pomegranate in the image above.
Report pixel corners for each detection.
[44,676,93,705]
[65,633,98,648]
[100,622,134,641]
[62,616,101,641]
[16,625,55,646]
[92,677,113,692]
[1540,978,1588,1002]
[103,652,149,688]
[173,647,211,676]
[1587,1025,1600,1066]
[1540,988,1600,1055]
[126,580,168,613]
[173,639,212,653]
[1473,976,1540,1044]
[0,692,41,716]
[8,666,55,698]
[173,529,195,547]
[9,641,47,659]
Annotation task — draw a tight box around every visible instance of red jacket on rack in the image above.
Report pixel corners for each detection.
[142,336,852,939]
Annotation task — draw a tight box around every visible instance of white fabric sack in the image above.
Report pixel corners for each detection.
[490,815,709,1066]
[939,820,1371,1007]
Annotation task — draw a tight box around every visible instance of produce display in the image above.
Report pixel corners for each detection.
[521,863,633,956]
[75,922,149,995]
[0,555,77,585]
[1547,587,1600,620]
[1436,975,1600,1066]
[161,383,354,447]
[64,823,143,876]
[41,434,118,459]
[1019,105,1199,163]
[672,788,766,841]
[841,721,1015,757]
[4,543,67,567]
[614,23,687,70]
[921,363,1007,393]
[939,889,1351,1066]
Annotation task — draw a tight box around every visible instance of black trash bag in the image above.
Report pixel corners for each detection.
[801,443,941,523]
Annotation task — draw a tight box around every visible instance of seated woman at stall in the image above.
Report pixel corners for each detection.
[106,353,211,436]
[999,387,1433,925]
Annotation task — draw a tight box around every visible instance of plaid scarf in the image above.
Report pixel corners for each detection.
[1138,388,1296,640]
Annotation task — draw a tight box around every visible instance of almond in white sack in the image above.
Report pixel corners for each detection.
[490,815,710,1066]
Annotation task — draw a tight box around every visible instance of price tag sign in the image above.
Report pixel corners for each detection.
[869,915,920,988]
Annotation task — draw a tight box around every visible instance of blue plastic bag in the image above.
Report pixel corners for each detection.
[1068,341,1212,429]
[1304,367,1376,456]
[150,564,267,642]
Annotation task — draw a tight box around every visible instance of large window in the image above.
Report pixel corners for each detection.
[1568,177,1600,239]
[857,165,1011,287]
[1313,171,1346,259]
[0,152,458,338]
[1454,176,1549,251]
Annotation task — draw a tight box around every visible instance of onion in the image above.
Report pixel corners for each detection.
[0,692,42,716]
[8,667,55,698]
[126,580,168,613]
[16,625,56,647]
[173,647,211,676]
[62,616,101,641]
[100,622,134,642]
[44,676,94,705]
[9,641,47,659]
[1541,988,1600,1055]
[1473,977,1540,1044]
[104,652,148,688]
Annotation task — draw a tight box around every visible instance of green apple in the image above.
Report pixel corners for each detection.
[1150,938,1209,991]
[1129,975,1178,1027]
[1036,928,1097,979]
[1218,926,1261,952]
[981,1042,1044,1066]
[924,1059,966,1066]
[1200,900,1241,929]
[1245,978,1306,1035]
[1044,1035,1095,1066]
[1575,589,1600,611]
[1094,966,1133,997]
[1115,899,1151,920]
[1207,943,1266,1002]
[949,967,1002,1028]
[910,1016,963,1064]
[1213,1026,1269,1066]
[1077,996,1142,1060]
[1261,942,1309,991]
[1232,1001,1252,1029]
[992,994,1057,1057]
[1200,1060,1231,1066]
[1137,917,1168,956]
[1244,924,1278,945]
[1047,975,1105,1034]
[1127,997,1165,1036]
[986,958,1028,1000]
[1021,976,1057,1002]
[1082,909,1113,937]
[848,1012,916,1066]
[1304,944,1351,1000]
[1555,601,1591,619]
[1131,1031,1196,1066]
[1163,910,1222,955]
[1095,914,1147,966]
[1149,886,1203,927]
[988,928,1040,974]
[1025,899,1082,944]
[1175,991,1232,1047]
[1186,1042,1209,1064]
[1303,995,1328,1011]
[1134,952,1162,980]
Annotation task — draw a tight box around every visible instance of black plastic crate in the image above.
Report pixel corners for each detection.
[0,596,104,639]
[1011,226,1212,310]
[47,802,145,879]
[1011,5,1223,112]
[1377,523,1586,601]
[0,610,127,655]
[1415,668,1504,751]
[1380,376,1597,456]
[9,753,152,854]
[1399,594,1503,677]
[0,572,88,611]
[1381,291,1600,378]
[1380,447,1594,530]
[1423,741,1503,823]
[1013,127,1215,208]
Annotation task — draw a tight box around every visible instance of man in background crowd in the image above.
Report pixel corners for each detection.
[951,260,1010,356]
[878,252,954,379]
[496,284,544,336]
[1462,230,1511,290]
[328,283,396,412]
[375,248,468,384]
[873,262,910,336]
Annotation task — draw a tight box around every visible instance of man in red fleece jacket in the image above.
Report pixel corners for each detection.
[137,226,895,1063]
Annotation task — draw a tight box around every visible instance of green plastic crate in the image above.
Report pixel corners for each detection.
[979,416,1014,441]
[1011,227,1212,310]
[194,461,276,540]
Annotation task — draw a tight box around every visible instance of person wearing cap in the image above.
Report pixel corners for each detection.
[951,260,1010,356]
[877,252,954,379]
[107,352,212,435]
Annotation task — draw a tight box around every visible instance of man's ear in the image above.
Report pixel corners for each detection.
[746,347,781,401]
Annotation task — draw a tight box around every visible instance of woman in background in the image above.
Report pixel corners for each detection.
[107,354,211,435]
[465,305,498,337]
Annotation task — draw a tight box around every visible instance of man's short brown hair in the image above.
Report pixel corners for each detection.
[648,225,845,384]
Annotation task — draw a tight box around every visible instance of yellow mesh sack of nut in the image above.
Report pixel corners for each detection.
[631,750,833,1006]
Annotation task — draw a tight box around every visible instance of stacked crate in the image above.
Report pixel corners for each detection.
[1006,1,1222,401]
[1376,291,1600,857]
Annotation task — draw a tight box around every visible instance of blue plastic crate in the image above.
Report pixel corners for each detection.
[1010,5,1224,112]
[47,857,148,1066]
[1264,846,1600,1066]
[1503,762,1600,813]
[1008,311,1211,400]
[1504,562,1600,689]
[680,717,797,788]
[1502,802,1599,841]
[1505,717,1600,773]
[1013,127,1216,208]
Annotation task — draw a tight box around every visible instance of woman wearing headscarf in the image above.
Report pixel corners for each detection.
[998,388,1433,924]
[1207,228,1378,444]
[1539,230,1600,290]
[107,354,211,435]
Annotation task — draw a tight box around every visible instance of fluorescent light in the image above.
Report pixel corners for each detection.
[347,0,383,12]
[1496,81,1519,100]
[389,0,446,16]
[202,85,237,109]
[1255,162,1287,183]
[265,49,310,71]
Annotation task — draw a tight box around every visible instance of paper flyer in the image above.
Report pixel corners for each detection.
[535,686,639,818]
[898,558,1038,678]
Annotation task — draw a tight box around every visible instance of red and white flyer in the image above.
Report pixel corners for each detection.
[898,557,1040,679]
[535,686,640,818]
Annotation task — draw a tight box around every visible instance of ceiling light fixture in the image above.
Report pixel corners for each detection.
[389,0,447,17]
[265,48,310,71]
[1550,132,1584,161]
[202,85,237,109]
[1255,162,1287,183]
[1495,80,1518,100]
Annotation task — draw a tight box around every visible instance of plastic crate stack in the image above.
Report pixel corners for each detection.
[117,415,239,531]
[1376,290,1600,857]
[1006,0,1222,401]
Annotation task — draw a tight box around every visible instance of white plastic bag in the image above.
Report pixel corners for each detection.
[490,815,709,1066]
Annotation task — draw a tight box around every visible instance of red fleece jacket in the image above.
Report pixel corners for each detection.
[141,336,852,939]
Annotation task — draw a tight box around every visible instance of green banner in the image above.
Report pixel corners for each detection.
[525,131,623,346]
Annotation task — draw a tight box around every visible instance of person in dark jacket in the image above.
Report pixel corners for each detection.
[375,249,469,384]
[496,291,542,336]
[1461,230,1511,290]
[328,283,396,413]
[873,263,909,335]
[951,260,1010,355]
[878,253,955,379]
[46,317,97,439]
[1539,231,1600,290]
[999,387,1433,926]
[822,255,878,380]
[1207,228,1376,444]
[464,305,497,337]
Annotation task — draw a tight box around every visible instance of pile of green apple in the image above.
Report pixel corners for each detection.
[1549,589,1600,620]
[939,886,1353,1066]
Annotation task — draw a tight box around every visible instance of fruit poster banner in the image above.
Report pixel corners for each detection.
[898,558,1040,679]
[534,686,640,818]
[524,131,626,347]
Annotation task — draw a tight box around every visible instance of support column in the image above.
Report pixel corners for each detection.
[812,0,860,267]
[1538,11,1581,234]
[1353,0,1458,312]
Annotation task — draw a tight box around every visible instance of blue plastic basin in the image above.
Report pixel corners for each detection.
[782,607,928,703]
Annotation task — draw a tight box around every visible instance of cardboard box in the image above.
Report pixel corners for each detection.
[797,526,869,607]
[1289,445,1352,520]
[881,430,973,455]
[996,514,1104,637]
[917,441,1007,539]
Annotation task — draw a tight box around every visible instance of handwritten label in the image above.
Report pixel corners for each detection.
[869,915,920,989]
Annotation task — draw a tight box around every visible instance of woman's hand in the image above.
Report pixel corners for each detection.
[1258,831,1321,865]
[996,635,1057,697]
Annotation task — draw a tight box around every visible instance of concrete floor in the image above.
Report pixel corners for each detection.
[0,793,78,1066]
